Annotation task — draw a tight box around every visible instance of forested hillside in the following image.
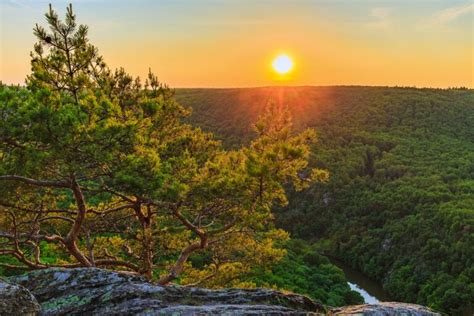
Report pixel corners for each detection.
[2,3,471,315]
[176,86,474,314]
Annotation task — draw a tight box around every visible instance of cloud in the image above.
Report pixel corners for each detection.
[366,7,392,30]
[418,2,474,29]
[3,0,32,9]
[371,7,391,20]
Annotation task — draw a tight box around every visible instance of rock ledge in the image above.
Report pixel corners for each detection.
[11,268,325,315]
[9,268,440,315]
[331,302,441,315]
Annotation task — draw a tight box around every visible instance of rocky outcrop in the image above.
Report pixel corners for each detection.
[10,268,326,315]
[0,278,40,316]
[330,302,440,315]
[8,268,441,316]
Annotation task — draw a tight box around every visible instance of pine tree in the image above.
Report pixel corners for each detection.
[0,5,326,284]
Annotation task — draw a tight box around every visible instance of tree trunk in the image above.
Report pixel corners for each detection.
[141,220,153,279]
[134,204,153,279]
[158,235,208,285]
[67,177,91,267]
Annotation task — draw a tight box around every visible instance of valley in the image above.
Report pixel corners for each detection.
[177,86,474,314]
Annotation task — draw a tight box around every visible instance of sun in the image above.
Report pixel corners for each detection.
[272,54,293,74]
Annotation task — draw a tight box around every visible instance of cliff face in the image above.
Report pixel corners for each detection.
[7,268,440,316]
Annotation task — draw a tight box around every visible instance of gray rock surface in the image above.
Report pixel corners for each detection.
[10,268,326,315]
[0,278,40,316]
[330,302,441,316]
[8,268,442,316]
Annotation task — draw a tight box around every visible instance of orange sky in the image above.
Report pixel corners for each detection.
[1,0,473,88]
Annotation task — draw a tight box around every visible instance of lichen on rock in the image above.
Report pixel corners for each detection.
[0,278,41,316]
[8,268,442,316]
[10,268,326,315]
[330,302,441,316]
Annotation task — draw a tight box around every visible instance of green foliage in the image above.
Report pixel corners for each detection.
[175,86,474,314]
[0,5,326,290]
[2,5,472,314]
[248,239,364,307]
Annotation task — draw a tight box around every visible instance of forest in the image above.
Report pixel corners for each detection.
[175,86,474,314]
[0,4,472,315]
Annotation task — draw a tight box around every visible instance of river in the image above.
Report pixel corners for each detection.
[330,258,474,315]
[329,258,391,303]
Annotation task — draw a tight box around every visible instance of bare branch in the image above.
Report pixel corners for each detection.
[0,175,70,188]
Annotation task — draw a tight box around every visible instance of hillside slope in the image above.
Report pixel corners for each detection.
[176,86,474,314]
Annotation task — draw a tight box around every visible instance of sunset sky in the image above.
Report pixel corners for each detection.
[1,0,473,88]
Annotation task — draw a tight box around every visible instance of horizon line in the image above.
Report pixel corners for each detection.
[2,81,472,91]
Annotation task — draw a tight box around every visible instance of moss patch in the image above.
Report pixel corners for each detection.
[42,294,92,312]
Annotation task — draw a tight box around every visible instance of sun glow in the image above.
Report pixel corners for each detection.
[272,54,293,74]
